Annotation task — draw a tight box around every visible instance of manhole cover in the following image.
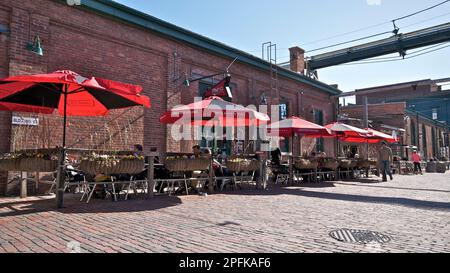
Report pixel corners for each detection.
[329,229,391,244]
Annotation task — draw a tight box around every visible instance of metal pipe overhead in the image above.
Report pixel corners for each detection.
[307,22,450,70]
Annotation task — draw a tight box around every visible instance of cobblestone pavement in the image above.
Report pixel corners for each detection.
[0,172,449,253]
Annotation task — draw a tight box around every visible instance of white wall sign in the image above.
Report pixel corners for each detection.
[12,116,39,126]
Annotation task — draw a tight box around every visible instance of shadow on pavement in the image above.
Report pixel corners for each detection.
[224,184,450,211]
[334,181,450,194]
[0,194,182,217]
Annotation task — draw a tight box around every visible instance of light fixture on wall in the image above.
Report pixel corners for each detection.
[260,92,267,105]
[183,71,227,87]
[26,35,44,56]
[184,57,238,87]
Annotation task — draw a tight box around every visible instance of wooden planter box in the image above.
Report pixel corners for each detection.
[436,162,447,173]
[0,158,57,172]
[164,158,210,172]
[338,159,357,169]
[426,162,437,173]
[357,159,371,169]
[227,159,260,172]
[318,158,338,170]
[294,159,318,170]
[80,159,145,175]
[0,158,21,171]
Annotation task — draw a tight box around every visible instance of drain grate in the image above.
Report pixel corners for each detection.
[329,229,391,244]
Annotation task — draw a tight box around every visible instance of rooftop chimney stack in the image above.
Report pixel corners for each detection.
[289,46,305,74]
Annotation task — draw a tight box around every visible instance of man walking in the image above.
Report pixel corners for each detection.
[378,141,393,182]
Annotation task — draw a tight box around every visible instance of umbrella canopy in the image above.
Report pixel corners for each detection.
[160,96,270,126]
[340,128,398,143]
[325,122,370,138]
[0,102,54,114]
[0,70,151,209]
[268,116,333,137]
[0,70,150,116]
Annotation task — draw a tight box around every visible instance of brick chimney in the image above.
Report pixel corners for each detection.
[289,46,305,74]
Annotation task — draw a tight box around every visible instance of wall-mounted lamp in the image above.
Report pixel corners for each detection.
[260,93,267,105]
[26,35,44,56]
[183,71,227,87]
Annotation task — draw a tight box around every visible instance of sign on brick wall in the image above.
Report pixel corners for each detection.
[11,116,39,126]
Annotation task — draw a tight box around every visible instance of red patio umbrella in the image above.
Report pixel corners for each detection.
[325,122,370,138]
[324,122,371,158]
[0,70,150,144]
[268,116,332,137]
[0,102,54,114]
[0,70,151,208]
[340,128,398,143]
[268,116,333,184]
[160,96,270,127]
[160,96,269,192]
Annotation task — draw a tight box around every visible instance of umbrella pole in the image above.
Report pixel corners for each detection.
[366,139,369,160]
[56,85,68,209]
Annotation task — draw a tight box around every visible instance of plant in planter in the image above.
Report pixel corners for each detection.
[79,153,145,175]
[0,152,58,172]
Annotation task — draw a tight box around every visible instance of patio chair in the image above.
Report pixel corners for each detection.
[157,171,190,196]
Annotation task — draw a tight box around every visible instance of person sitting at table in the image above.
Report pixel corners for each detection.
[200,147,223,175]
[192,145,202,158]
[133,144,144,157]
[271,147,282,166]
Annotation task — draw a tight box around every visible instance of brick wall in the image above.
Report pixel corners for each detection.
[0,6,10,194]
[0,0,338,195]
[341,102,448,159]
[355,84,432,104]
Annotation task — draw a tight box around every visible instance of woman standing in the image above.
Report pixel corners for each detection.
[412,150,423,175]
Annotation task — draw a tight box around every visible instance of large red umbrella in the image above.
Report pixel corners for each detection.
[341,128,398,143]
[268,116,333,157]
[268,116,332,184]
[160,96,269,192]
[0,70,151,208]
[160,96,270,127]
[0,102,54,114]
[324,122,370,158]
[0,70,150,145]
[325,122,370,138]
[268,116,332,137]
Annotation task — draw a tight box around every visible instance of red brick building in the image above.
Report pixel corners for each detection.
[0,0,341,195]
[340,102,449,160]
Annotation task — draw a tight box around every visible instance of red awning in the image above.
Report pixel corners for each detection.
[268,116,333,137]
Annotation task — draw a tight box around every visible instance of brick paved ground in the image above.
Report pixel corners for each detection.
[0,172,449,253]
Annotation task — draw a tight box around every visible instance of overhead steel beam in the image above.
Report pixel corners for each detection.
[307,22,450,70]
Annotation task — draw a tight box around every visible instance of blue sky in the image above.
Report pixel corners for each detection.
[114,0,450,94]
